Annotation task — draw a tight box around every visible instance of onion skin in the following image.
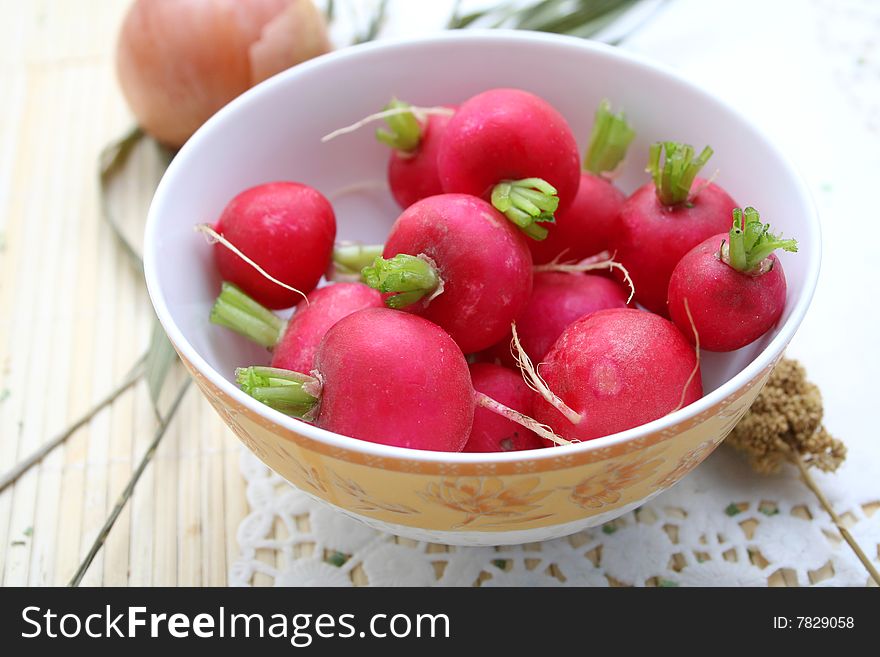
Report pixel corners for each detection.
[116,0,331,147]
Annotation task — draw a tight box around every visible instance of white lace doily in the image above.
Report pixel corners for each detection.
[230,446,880,587]
[228,0,880,587]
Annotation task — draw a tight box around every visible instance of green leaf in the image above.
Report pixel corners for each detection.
[725,503,742,517]
[327,551,348,567]
[526,0,639,37]
[145,314,178,418]
[354,0,389,44]
[446,0,643,42]
[447,8,490,29]
[99,127,146,271]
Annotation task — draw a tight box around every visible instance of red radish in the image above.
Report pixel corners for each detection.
[437,88,580,241]
[376,98,455,209]
[531,100,635,264]
[213,182,336,309]
[465,363,544,453]
[210,281,383,372]
[490,271,630,367]
[362,193,533,354]
[613,142,737,315]
[237,308,475,451]
[668,207,797,351]
[530,308,702,442]
[237,308,567,450]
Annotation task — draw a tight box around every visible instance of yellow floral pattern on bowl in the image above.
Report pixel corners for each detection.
[419,477,552,528]
[568,450,665,509]
[181,353,778,535]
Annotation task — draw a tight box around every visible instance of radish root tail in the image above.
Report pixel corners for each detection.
[195,224,309,306]
[510,323,583,425]
[475,392,572,447]
[321,106,455,143]
[534,250,635,304]
[673,297,702,413]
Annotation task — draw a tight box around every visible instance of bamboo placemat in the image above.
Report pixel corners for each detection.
[0,0,248,587]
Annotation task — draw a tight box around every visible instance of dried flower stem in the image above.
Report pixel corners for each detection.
[0,353,146,494]
[728,358,875,585]
[786,446,880,586]
[68,380,191,587]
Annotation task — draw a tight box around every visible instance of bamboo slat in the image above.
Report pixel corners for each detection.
[0,0,248,587]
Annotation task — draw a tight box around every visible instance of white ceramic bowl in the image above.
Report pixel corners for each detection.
[144,31,820,546]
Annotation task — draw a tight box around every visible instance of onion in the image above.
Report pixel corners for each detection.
[116,0,331,147]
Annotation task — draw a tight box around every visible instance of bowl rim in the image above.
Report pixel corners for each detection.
[144,29,821,465]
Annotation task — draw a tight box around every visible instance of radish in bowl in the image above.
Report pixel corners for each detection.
[144,32,820,545]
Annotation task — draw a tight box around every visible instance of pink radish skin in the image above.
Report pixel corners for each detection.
[237,311,564,450]
[614,179,737,315]
[490,271,630,367]
[465,363,543,453]
[388,110,455,209]
[314,308,474,451]
[667,235,786,351]
[532,308,702,442]
[272,283,384,372]
[530,99,634,264]
[214,182,336,309]
[210,281,383,374]
[437,88,581,214]
[666,204,797,353]
[530,172,626,265]
[373,193,533,354]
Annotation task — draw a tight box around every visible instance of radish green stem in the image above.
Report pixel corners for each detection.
[491,177,559,240]
[333,243,385,279]
[362,253,442,309]
[646,141,713,206]
[723,207,798,274]
[584,99,635,175]
[321,106,453,143]
[236,366,320,417]
[210,282,284,348]
[375,98,422,152]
